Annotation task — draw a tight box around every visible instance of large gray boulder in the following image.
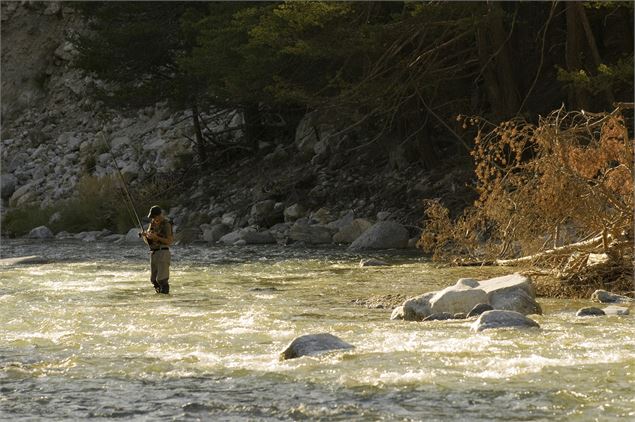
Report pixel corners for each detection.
[239,228,276,245]
[396,292,436,321]
[429,281,488,315]
[591,289,633,304]
[218,229,242,245]
[280,333,354,360]
[283,203,306,222]
[333,218,373,244]
[202,223,231,243]
[28,226,53,239]
[248,199,282,227]
[289,221,335,244]
[349,221,409,250]
[1,174,17,199]
[471,310,540,332]
[218,227,276,245]
[479,273,542,315]
[124,228,143,243]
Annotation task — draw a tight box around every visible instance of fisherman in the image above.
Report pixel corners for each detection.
[141,205,173,294]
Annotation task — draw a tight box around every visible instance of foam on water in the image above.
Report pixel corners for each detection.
[1,240,633,420]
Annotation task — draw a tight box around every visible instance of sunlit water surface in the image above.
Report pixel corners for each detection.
[1,240,633,421]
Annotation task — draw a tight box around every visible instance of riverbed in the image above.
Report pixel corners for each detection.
[1,240,633,421]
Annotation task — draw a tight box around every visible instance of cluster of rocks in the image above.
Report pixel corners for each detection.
[194,203,414,249]
[390,273,543,331]
[575,289,632,317]
[26,205,418,251]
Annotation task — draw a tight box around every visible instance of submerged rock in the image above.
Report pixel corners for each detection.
[0,255,49,266]
[280,333,354,360]
[359,258,388,267]
[471,310,540,332]
[602,306,629,316]
[591,289,633,304]
[422,312,453,321]
[576,307,606,317]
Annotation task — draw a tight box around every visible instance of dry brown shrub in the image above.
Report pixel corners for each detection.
[420,106,633,293]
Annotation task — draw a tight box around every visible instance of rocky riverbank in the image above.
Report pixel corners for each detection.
[1,2,473,243]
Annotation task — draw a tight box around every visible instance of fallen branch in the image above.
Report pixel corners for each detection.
[457,235,606,267]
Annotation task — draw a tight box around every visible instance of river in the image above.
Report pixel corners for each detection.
[1,240,633,421]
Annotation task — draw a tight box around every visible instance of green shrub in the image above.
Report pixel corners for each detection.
[2,205,55,237]
[55,175,143,233]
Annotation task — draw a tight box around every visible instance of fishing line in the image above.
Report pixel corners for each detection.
[99,133,144,232]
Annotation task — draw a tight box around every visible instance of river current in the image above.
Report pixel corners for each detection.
[0,240,633,421]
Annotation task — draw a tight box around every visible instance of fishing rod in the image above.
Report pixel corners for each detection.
[99,132,145,234]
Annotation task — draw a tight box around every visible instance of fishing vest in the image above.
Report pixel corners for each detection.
[148,218,172,249]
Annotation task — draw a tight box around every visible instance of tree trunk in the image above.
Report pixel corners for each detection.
[477,3,520,118]
[573,2,615,106]
[565,2,587,109]
[191,102,207,163]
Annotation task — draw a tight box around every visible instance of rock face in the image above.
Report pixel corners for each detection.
[280,333,354,360]
[591,289,633,304]
[394,273,541,321]
[349,221,409,250]
[28,225,53,239]
[470,310,540,332]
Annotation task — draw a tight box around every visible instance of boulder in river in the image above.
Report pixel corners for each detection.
[430,273,541,316]
[359,258,389,267]
[591,289,633,304]
[470,310,540,332]
[28,225,53,239]
[576,307,606,317]
[280,333,354,360]
[349,221,409,250]
[396,292,436,321]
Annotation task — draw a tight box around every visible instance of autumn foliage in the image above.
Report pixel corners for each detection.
[419,106,633,295]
